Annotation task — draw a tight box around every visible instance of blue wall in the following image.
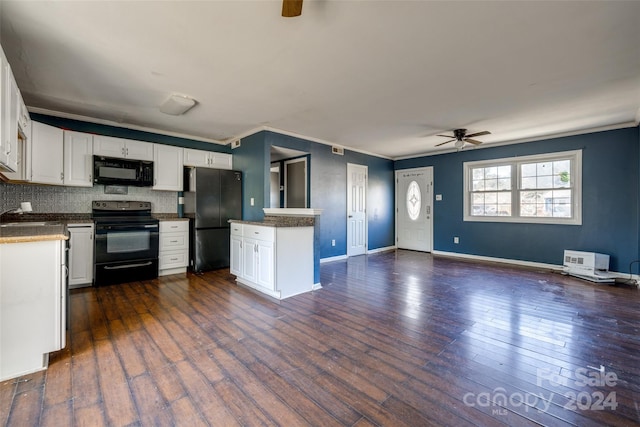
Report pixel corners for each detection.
[396,127,640,272]
[233,131,395,259]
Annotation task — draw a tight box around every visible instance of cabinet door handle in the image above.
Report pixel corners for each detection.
[170,240,178,243]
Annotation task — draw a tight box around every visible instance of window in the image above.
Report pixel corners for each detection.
[464,150,582,225]
[406,180,421,220]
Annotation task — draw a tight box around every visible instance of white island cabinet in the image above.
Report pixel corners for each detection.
[0,238,66,381]
[230,222,314,300]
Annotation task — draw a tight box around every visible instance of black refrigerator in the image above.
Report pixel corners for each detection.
[183,167,242,272]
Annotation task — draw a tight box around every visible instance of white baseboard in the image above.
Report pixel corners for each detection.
[321,246,396,264]
[321,254,348,263]
[367,245,396,255]
[432,250,564,271]
[431,250,640,286]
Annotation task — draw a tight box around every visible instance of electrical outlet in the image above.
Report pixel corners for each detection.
[436,194,442,201]
[331,239,336,246]
[454,236,459,244]
[250,197,254,206]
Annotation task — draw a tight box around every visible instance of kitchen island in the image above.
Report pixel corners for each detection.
[0,222,68,381]
[229,209,322,300]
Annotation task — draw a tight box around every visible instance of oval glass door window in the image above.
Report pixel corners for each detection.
[406,180,421,220]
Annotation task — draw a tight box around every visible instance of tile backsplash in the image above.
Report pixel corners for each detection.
[1,182,178,213]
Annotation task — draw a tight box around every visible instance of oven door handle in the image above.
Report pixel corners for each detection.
[96,225,159,233]
[103,261,154,270]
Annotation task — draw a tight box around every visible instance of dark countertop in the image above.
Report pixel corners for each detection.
[0,212,187,243]
[0,222,68,244]
[229,215,315,227]
[153,214,189,221]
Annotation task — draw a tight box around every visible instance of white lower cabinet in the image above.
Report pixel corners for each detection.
[230,222,314,299]
[159,220,189,276]
[230,224,243,277]
[67,223,94,288]
[0,238,66,381]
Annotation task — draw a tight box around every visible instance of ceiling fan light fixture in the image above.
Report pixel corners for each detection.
[454,139,464,149]
[160,94,196,116]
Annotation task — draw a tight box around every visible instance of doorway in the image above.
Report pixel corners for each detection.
[284,157,308,208]
[347,163,367,257]
[269,164,280,208]
[396,167,433,252]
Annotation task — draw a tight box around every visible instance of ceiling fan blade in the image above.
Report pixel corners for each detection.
[465,130,491,138]
[464,138,483,145]
[436,134,455,138]
[435,139,455,147]
[282,0,303,17]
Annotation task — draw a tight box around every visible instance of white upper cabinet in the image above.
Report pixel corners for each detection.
[93,135,153,161]
[63,130,93,187]
[31,121,64,185]
[0,57,19,173]
[183,148,232,170]
[153,144,183,191]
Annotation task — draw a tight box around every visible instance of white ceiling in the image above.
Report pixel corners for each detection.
[1,1,639,159]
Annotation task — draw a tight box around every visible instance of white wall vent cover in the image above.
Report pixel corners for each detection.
[331,146,344,155]
[563,250,615,283]
[231,139,241,149]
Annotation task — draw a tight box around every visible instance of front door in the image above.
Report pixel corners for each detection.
[396,167,433,252]
[347,163,367,256]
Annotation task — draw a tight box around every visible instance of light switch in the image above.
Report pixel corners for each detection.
[436,194,442,201]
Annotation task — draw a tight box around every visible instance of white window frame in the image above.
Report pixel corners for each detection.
[463,149,582,225]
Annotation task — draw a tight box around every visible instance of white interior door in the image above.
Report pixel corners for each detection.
[396,167,433,252]
[347,163,367,256]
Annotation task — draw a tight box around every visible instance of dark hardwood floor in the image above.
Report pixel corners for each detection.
[2,250,639,426]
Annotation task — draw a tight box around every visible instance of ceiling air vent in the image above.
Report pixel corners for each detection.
[331,146,344,156]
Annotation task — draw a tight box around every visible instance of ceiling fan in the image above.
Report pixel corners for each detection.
[282,0,303,17]
[435,129,491,149]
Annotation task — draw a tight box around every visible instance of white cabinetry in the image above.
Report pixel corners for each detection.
[31,121,64,185]
[0,238,66,381]
[63,131,93,187]
[0,51,21,173]
[93,135,153,161]
[230,223,243,277]
[153,144,183,191]
[230,223,313,299]
[159,220,189,276]
[68,223,94,288]
[183,148,232,170]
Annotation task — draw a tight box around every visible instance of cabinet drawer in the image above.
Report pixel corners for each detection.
[160,220,189,233]
[243,224,275,241]
[230,223,243,236]
[160,232,188,251]
[159,250,188,269]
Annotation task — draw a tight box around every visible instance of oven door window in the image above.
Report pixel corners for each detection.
[107,230,151,253]
[95,224,159,263]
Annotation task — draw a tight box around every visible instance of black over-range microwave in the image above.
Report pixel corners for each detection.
[93,156,154,187]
